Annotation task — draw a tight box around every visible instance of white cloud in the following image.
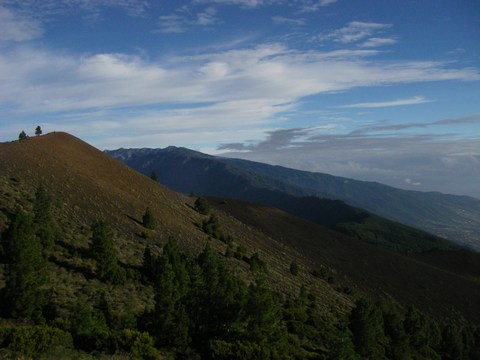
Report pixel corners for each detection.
[319,21,392,44]
[405,177,421,186]
[156,6,220,33]
[196,6,219,25]
[0,6,44,44]
[157,14,189,33]
[272,16,306,26]
[195,0,337,11]
[1,44,478,116]
[360,37,397,48]
[340,96,432,109]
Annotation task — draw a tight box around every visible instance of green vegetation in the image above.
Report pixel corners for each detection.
[2,209,49,320]
[90,220,125,284]
[18,130,27,141]
[194,196,210,215]
[35,126,42,136]
[150,170,158,181]
[142,207,155,230]
[0,186,479,359]
[290,260,299,276]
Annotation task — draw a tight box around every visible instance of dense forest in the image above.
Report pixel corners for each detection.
[0,186,478,359]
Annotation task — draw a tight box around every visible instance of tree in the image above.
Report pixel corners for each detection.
[3,209,48,320]
[18,130,27,141]
[142,207,155,230]
[194,197,210,215]
[35,126,42,136]
[348,299,387,359]
[33,185,55,251]
[290,261,299,276]
[90,220,124,283]
[150,170,158,181]
[153,239,190,349]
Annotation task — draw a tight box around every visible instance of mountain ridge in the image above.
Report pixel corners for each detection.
[107,146,480,250]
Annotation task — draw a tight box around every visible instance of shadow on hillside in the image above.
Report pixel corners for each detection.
[49,255,95,280]
[57,240,91,259]
[126,214,143,226]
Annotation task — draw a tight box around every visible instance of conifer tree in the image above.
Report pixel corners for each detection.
[194,197,210,215]
[150,170,158,181]
[18,130,27,140]
[33,185,55,251]
[348,299,387,359]
[142,207,155,229]
[3,209,48,320]
[35,126,42,136]
[90,220,124,284]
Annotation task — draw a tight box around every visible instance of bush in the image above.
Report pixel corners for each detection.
[119,329,162,360]
[0,324,72,358]
[290,261,299,276]
[194,197,210,215]
[142,208,155,230]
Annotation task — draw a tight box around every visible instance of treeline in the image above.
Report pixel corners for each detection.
[0,189,479,359]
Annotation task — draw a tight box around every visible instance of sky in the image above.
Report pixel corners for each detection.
[0,0,479,198]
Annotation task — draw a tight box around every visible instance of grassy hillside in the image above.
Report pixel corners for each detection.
[1,133,479,358]
[107,147,480,250]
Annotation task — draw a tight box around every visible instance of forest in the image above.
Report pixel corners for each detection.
[0,186,478,359]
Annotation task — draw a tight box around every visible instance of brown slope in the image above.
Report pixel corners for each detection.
[0,132,350,313]
[0,132,204,258]
[208,197,480,322]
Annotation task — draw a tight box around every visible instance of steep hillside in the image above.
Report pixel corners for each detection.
[0,132,345,303]
[106,147,465,253]
[1,133,480,358]
[208,197,480,322]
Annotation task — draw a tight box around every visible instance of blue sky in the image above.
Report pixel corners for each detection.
[1,0,479,197]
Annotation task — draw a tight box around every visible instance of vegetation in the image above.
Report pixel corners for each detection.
[1,133,479,358]
[90,220,125,284]
[142,207,155,230]
[194,196,210,215]
[18,130,27,141]
[150,170,158,181]
[1,191,478,359]
[35,126,42,136]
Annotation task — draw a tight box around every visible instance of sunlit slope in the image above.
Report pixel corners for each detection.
[0,132,350,309]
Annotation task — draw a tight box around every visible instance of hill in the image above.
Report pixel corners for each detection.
[106,146,477,252]
[1,133,479,358]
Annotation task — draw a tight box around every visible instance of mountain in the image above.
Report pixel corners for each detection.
[1,133,480,358]
[107,146,480,250]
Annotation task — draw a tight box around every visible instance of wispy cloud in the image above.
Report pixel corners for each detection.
[218,116,480,197]
[156,6,220,33]
[1,43,478,117]
[272,16,306,26]
[195,0,337,11]
[0,6,44,44]
[340,96,432,109]
[319,21,392,44]
[360,37,397,48]
[0,0,149,20]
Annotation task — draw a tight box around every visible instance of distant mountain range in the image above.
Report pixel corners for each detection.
[106,146,480,251]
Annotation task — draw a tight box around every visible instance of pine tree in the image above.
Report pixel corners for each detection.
[194,197,210,215]
[290,261,299,276]
[18,130,27,140]
[3,209,48,320]
[90,220,124,284]
[348,299,387,359]
[33,185,55,251]
[150,170,158,181]
[142,207,155,229]
[35,126,42,136]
